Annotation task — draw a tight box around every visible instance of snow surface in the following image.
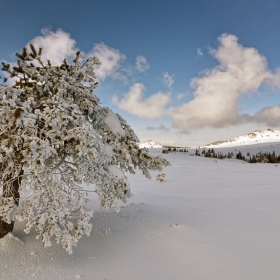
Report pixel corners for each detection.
[104,111,125,137]
[1,143,280,280]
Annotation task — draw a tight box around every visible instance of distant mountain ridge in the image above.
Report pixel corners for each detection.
[139,129,280,149]
[206,128,280,147]
[139,140,163,148]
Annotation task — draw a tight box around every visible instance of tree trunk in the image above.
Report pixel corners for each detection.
[0,173,22,238]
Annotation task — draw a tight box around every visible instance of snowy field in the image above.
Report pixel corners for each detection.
[1,143,280,280]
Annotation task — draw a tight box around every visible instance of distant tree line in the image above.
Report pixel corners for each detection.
[162,147,280,163]
[237,150,280,163]
[162,147,188,154]
[195,148,233,159]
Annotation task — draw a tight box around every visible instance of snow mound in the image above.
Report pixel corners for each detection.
[0,233,24,251]
[206,128,280,147]
[139,140,163,149]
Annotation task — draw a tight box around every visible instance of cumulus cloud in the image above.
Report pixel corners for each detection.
[135,56,149,72]
[28,29,127,83]
[88,42,126,82]
[112,83,170,119]
[197,48,203,56]
[28,28,79,65]
[146,124,170,132]
[254,105,280,126]
[163,72,174,88]
[170,33,280,131]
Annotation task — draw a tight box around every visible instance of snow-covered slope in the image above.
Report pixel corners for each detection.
[206,128,280,147]
[139,140,163,148]
[2,145,280,280]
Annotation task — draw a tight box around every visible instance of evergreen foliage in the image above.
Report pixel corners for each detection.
[236,151,245,161]
[0,45,170,253]
[255,151,269,163]
[204,149,212,158]
[249,155,257,163]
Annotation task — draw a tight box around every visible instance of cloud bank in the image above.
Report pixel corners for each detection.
[170,33,280,131]
[254,105,280,126]
[27,30,280,130]
[146,124,170,132]
[112,83,170,119]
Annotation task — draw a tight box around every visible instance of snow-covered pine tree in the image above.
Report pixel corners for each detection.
[0,45,170,253]
[255,151,269,163]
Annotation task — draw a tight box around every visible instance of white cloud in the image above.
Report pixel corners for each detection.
[28,30,127,82]
[170,33,280,131]
[146,124,169,132]
[135,56,149,72]
[23,29,168,86]
[177,93,186,100]
[163,72,174,88]
[197,48,203,56]
[112,83,170,119]
[29,28,79,65]
[88,42,126,82]
[254,105,280,126]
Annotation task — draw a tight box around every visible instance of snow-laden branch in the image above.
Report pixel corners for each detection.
[0,45,170,253]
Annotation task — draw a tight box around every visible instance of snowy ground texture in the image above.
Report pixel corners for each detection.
[1,143,280,280]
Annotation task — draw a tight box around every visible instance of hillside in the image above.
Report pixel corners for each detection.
[139,140,163,148]
[206,128,280,147]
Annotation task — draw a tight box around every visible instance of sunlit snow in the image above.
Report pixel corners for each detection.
[1,141,280,279]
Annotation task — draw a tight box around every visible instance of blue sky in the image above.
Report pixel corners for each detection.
[1,0,280,146]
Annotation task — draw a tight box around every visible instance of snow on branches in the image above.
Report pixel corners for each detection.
[0,45,170,253]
